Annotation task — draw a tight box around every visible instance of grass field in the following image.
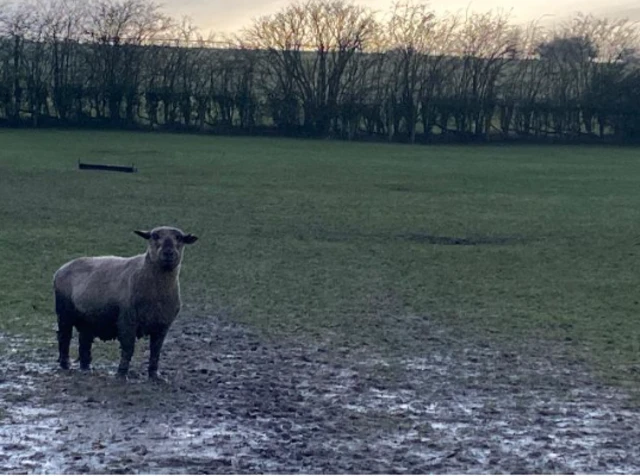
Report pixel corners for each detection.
[1,129,640,386]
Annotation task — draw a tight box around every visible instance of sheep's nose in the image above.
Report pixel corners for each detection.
[161,249,176,260]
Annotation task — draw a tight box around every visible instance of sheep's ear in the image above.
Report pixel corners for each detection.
[134,230,151,240]
[183,234,198,245]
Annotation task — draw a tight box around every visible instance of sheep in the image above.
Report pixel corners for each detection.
[53,226,198,380]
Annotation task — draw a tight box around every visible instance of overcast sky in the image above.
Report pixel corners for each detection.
[159,0,640,34]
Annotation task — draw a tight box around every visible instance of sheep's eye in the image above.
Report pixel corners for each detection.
[151,232,160,240]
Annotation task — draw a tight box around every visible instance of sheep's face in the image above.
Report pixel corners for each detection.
[134,226,198,271]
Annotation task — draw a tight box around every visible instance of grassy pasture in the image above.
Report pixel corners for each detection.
[1,129,640,384]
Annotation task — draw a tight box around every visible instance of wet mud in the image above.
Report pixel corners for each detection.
[1,314,640,474]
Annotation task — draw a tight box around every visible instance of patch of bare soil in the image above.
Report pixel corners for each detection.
[1,314,640,474]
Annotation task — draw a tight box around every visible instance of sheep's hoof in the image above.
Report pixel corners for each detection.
[149,374,168,384]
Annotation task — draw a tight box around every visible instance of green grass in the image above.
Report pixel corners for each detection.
[2,129,640,384]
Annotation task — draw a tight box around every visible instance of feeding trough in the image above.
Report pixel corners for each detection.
[78,160,137,173]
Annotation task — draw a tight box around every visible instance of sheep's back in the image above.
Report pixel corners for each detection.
[54,255,144,315]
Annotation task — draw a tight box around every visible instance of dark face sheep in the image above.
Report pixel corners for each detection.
[53,226,198,381]
[134,227,198,272]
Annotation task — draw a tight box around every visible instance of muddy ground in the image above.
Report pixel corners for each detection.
[1,313,640,474]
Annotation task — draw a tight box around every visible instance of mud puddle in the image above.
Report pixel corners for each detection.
[1,315,640,474]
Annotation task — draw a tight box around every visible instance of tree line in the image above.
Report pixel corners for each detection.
[1,0,640,143]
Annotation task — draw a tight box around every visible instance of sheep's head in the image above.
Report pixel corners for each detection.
[134,226,198,271]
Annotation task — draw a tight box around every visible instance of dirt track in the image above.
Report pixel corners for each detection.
[1,314,640,474]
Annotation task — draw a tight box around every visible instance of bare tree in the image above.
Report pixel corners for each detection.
[380,2,459,142]
[0,0,38,123]
[443,9,519,139]
[39,0,86,122]
[535,15,604,136]
[83,0,173,124]
[243,0,376,136]
[496,20,547,136]
[573,14,639,136]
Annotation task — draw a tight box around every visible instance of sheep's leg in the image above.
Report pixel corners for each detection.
[116,325,136,379]
[148,327,169,381]
[78,332,94,371]
[55,291,73,370]
[56,325,72,370]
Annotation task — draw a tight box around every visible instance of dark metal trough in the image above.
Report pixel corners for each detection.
[78,161,137,173]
